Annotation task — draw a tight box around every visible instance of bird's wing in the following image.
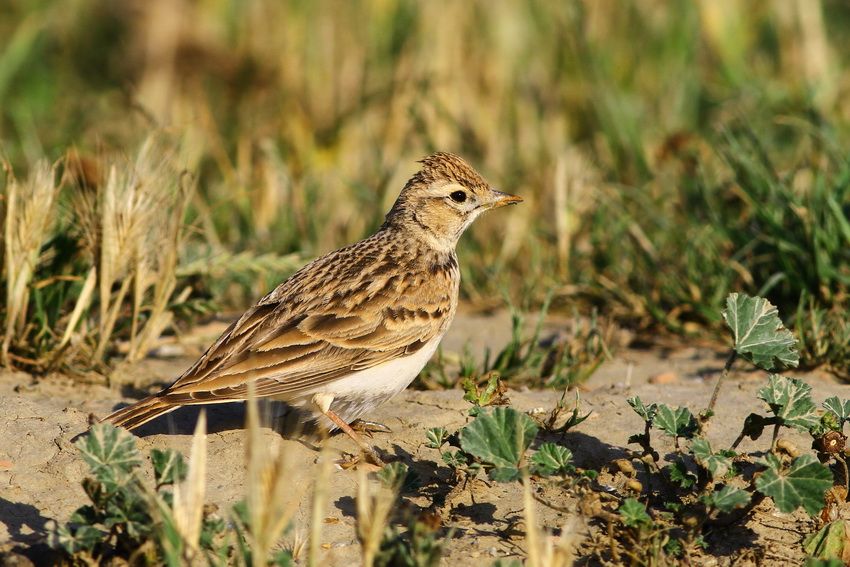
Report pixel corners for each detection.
[158,247,457,404]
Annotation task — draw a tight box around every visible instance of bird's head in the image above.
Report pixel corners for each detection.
[384,152,521,250]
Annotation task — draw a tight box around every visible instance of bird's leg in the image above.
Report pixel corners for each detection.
[312,393,383,465]
[350,419,393,436]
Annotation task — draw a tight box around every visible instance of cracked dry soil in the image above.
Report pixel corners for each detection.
[0,311,844,565]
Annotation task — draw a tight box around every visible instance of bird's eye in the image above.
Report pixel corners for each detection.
[449,190,467,203]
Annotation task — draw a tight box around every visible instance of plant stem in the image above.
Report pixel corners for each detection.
[837,454,850,499]
[705,351,737,419]
[770,423,781,453]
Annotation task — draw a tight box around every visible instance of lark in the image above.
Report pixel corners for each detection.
[103,152,521,461]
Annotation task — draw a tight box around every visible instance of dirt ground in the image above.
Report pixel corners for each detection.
[0,311,845,565]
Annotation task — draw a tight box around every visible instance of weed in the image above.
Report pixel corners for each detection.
[355,461,450,567]
[0,136,301,374]
[49,391,304,566]
[611,293,846,563]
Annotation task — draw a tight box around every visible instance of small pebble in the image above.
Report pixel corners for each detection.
[648,371,678,384]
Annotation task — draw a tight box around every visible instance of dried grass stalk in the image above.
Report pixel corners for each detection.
[245,384,303,567]
[356,466,398,567]
[2,161,60,365]
[172,410,208,560]
[522,475,576,567]
[67,136,192,362]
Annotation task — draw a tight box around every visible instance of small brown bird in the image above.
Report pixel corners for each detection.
[103,152,521,460]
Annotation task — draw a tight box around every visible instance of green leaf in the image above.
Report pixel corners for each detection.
[47,523,104,554]
[270,550,295,567]
[758,375,819,431]
[530,443,574,476]
[489,466,522,482]
[691,438,735,479]
[462,373,504,407]
[703,485,750,513]
[666,461,696,489]
[151,448,188,487]
[103,493,152,540]
[459,407,538,469]
[627,396,658,423]
[755,454,832,515]
[804,520,847,561]
[664,539,683,557]
[76,423,141,489]
[425,427,448,449]
[619,498,652,528]
[722,293,799,370]
[68,505,99,526]
[378,462,420,492]
[823,397,850,426]
[654,404,697,439]
[804,559,844,567]
[441,450,469,469]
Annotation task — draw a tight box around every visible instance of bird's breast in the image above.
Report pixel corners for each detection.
[304,333,445,424]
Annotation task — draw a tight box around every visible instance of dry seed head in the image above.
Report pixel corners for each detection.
[2,161,61,360]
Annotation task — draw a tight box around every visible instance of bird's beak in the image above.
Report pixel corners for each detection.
[488,189,523,208]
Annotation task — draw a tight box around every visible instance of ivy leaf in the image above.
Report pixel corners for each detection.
[490,467,522,482]
[459,407,538,473]
[76,423,141,490]
[722,293,799,370]
[627,397,658,423]
[823,397,850,426]
[103,493,151,540]
[691,438,735,479]
[530,443,574,476]
[47,523,104,554]
[654,404,698,439]
[755,454,832,515]
[68,505,99,526]
[666,461,696,489]
[619,498,652,528]
[441,450,468,469]
[702,485,750,513]
[425,427,448,449]
[151,448,187,487]
[803,520,848,561]
[757,375,819,431]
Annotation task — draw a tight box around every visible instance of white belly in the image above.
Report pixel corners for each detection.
[296,334,443,427]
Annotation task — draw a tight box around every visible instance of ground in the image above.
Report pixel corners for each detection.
[0,312,842,565]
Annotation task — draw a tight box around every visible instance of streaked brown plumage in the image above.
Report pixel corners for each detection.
[103,152,521,454]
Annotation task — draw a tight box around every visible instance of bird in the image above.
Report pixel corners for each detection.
[102,152,522,462]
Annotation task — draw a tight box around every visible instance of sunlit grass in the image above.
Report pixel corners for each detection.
[1,0,850,374]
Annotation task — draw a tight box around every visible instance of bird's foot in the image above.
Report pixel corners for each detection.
[320,408,387,466]
[337,451,385,470]
[350,419,393,437]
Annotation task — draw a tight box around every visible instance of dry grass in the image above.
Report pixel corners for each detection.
[0,135,197,371]
[168,411,208,563]
[522,476,577,567]
[242,386,304,566]
[1,161,60,365]
[2,1,850,374]
[70,137,191,361]
[356,465,400,567]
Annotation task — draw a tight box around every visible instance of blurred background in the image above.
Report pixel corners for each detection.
[1,0,850,376]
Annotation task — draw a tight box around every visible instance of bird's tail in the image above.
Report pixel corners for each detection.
[101,395,178,431]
